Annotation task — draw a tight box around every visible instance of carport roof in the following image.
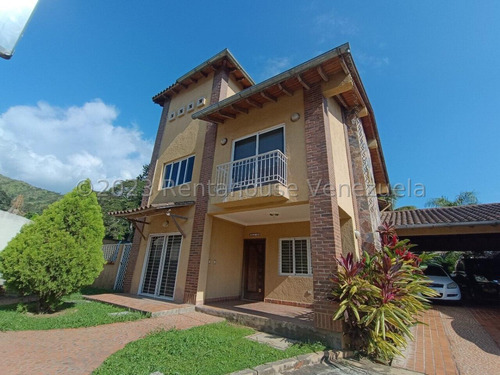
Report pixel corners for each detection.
[382,203,500,229]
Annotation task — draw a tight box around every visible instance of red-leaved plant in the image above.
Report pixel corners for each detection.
[331,223,438,363]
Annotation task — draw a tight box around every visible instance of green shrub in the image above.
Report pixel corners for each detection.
[331,223,438,363]
[0,180,105,312]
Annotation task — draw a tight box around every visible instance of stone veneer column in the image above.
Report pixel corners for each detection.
[304,83,343,335]
[122,99,170,293]
[183,67,229,304]
[345,110,381,254]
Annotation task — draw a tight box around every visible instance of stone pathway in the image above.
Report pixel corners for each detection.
[0,311,223,375]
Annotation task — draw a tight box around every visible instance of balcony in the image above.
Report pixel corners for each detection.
[214,150,289,207]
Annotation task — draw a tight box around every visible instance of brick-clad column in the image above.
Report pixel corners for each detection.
[122,99,171,293]
[345,110,381,254]
[183,67,229,304]
[304,83,343,335]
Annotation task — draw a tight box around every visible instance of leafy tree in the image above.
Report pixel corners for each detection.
[0,180,105,312]
[0,187,10,211]
[394,205,417,211]
[137,164,150,181]
[426,191,478,207]
[97,165,149,241]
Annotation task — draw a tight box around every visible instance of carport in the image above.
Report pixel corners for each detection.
[381,203,500,252]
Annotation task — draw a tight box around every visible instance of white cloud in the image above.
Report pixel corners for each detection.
[259,57,292,81]
[356,51,390,69]
[0,100,153,193]
[313,10,359,44]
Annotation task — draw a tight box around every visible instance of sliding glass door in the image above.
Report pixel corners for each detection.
[231,127,284,190]
[141,234,182,299]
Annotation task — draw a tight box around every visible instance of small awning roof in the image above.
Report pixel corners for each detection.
[109,201,195,218]
[382,203,500,229]
[152,49,254,105]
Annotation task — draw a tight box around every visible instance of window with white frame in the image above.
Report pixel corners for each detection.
[279,238,312,276]
[162,155,195,189]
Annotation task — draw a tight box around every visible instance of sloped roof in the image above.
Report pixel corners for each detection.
[152,49,254,105]
[191,43,389,188]
[381,203,500,228]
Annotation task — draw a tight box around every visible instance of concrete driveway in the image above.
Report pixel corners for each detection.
[394,305,500,375]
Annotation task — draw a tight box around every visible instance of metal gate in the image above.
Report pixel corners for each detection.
[113,243,132,291]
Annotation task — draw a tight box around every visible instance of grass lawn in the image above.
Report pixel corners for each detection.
[94,322,326,375]
[0,287,146,331]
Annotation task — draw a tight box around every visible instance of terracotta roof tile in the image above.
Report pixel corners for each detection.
[381,203,500,227]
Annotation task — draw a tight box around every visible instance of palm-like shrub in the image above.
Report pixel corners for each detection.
[331,223,438,363]
[0,180,105,312]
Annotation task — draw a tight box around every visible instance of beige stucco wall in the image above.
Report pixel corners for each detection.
[326,98,356,220]
[243,221,313,304]
[209,92,309,210]
[326,97,359,256]
[129,205,194,303]
[203,219,314,304]
[227,76,243,98]
[205,217,245,300]
[149,75,214,205]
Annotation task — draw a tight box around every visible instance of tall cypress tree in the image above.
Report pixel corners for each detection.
[0,180,105,312]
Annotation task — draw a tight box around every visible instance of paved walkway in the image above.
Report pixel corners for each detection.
[394,305,500,375]
[0,311,223,375]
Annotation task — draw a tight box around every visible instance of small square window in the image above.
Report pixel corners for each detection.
[168,112,176,121]
[197,97,206,107]
[177,107,185,117]
[187,102,195,112]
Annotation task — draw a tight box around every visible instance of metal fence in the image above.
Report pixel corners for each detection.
[215,150,288,195]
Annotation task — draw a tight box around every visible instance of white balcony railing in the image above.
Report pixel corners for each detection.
[215,150,288,195]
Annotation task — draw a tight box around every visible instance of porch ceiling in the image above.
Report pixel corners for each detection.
[215,204,310,226]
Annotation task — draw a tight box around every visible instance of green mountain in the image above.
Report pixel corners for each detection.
[0,174,62,216]
[0,170,149,241]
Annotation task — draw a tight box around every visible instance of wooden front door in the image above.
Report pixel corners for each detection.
[243,239,266,301]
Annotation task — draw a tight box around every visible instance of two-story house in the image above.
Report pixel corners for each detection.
[111,43,390,344]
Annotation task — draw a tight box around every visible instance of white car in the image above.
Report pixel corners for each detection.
[424,265,461,301]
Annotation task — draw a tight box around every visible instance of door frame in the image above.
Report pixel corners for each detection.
[138,232,182,301]
[242,238,266,301]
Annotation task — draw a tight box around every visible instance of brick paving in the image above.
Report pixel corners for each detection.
[394,308,457,375]
[0,311,223,375]
[394,305,500,375]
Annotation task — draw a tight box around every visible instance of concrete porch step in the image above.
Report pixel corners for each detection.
[196,303,341,349]
[83,293,195,317]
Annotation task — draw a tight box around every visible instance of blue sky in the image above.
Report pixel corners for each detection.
[1,0,499,208]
